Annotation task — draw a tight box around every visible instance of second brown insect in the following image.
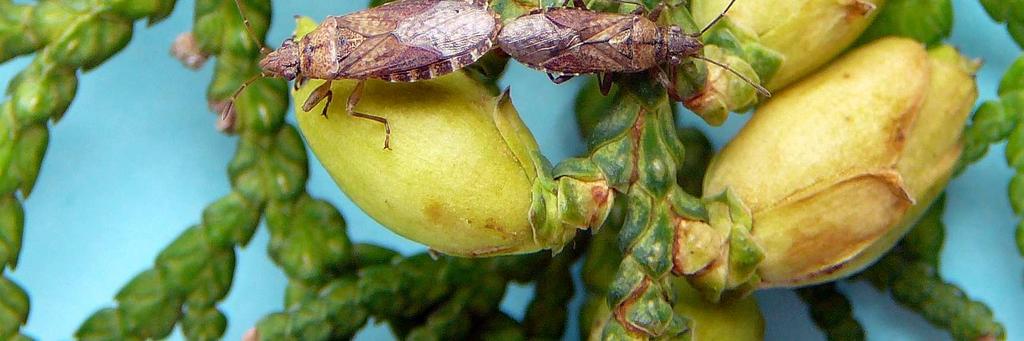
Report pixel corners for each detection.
[498,0,768,100]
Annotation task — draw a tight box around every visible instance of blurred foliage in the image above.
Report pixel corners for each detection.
[979,0,1024,48]
[857,0,953,46]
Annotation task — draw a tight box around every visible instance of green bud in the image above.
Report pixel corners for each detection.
[692,0,884,91]
[704,38,979,287]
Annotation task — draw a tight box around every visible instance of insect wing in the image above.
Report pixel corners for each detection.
[502,10,639,74]
[335,0,444,36]
[340,0,499,80]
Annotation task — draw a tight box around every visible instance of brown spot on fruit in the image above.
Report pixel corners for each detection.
[423,200,445,224]
[842,0,876,21]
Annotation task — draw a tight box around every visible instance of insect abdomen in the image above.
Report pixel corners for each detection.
[499,9,660,75]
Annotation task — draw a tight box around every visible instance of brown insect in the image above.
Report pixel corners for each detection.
[227,0,502,149]
[498,0,769,100]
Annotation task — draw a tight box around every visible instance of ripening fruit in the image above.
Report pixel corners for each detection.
[292,17,573,257]
[704,37,979,287]
[692,0,885,90]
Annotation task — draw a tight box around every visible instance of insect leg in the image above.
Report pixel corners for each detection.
[547,73,576,84]
[347,81,393,150]
[647,2,666,20]
[301,80,334,117]
[654,67,682,102]
[232,0,270,55]
[598,73,614,96]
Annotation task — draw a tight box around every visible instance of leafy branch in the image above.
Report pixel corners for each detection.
[73,0,306,339]
[860,196,1006,341]
[548,73,763,338]
[0,0,176,338]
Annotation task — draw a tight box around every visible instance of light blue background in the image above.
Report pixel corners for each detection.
[1,1,1021,340]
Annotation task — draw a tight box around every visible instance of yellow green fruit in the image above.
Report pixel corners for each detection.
[292,18,563,257]
[692,0,885,90]
[704,37,979,287]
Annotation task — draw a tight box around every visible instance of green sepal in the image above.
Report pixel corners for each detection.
[265,195,353,285]
[681,46,761,125]
[701,19,782,83]
[685,190,762,302]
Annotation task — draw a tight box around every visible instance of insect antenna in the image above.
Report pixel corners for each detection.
[232,0,271,55]
[694,54,771,97]
[697,0,736,36]
[220,73,265,120]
